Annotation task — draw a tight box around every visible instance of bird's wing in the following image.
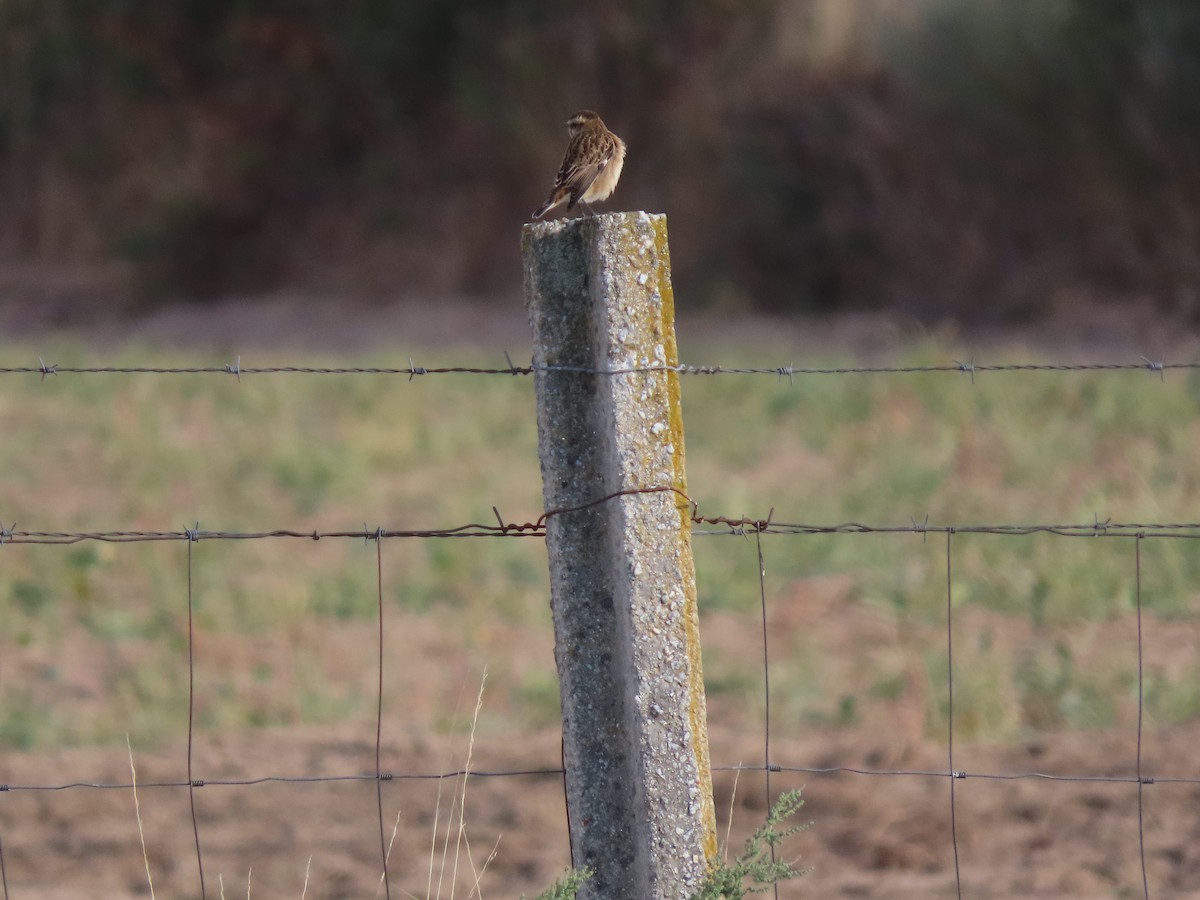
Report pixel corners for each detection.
[555,141,615,206]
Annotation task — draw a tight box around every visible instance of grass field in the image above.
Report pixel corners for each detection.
[2,330,1200,895]
[2,335,1199,755]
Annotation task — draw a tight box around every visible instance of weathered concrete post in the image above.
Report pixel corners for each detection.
[521,211,717,898]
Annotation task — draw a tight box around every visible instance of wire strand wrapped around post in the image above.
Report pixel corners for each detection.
[521,211,717,898]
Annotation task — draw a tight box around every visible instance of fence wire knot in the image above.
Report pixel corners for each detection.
[1140,776,1155,785]
[225,356,242,382]
[952,770,967,779]
[183,523,200,542]
[408,357,427,380]
[954,359,977,384]
[38,356,58,380]
[0,522,12,544]
[190,779,206,788]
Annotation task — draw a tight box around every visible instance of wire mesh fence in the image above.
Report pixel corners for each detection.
[1,357,1198,896]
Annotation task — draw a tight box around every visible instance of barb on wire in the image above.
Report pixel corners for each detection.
[911,514,930,544]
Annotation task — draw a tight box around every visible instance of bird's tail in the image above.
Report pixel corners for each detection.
[532,190,566,220]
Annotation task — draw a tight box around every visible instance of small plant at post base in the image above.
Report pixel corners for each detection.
[525,866,593,900]
[691,788,810,899]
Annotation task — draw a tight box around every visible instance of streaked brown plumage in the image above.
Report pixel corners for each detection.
[532,110,626,219]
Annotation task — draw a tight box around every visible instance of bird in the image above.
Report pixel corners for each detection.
[532,110,626,220]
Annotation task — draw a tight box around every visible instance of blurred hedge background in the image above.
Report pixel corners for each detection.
[1,0,1198,323]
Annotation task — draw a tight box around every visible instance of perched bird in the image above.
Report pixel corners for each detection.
[532,110,626,220]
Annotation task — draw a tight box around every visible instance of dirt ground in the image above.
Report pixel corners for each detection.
[3,295,1200,897]
[2,718,1199,898]
[2,576,1198,898]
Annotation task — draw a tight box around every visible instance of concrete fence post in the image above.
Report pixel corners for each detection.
[521,211,717,898]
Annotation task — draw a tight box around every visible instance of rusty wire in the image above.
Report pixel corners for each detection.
[3,516,1200,547]
[0,355,1196,381]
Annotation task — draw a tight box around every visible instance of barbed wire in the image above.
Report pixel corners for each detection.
[0,355,1196,381]
[3,517,1199,546]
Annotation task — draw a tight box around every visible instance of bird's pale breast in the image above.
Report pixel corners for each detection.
[581,141,626,204]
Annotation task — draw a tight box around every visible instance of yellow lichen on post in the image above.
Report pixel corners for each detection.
[651,215,719,865]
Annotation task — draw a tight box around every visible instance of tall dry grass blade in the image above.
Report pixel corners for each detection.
[451,672,487,897]
[724,765,742,866]
[432,683,469,900]
[126,734,155,900]
[466,836,501,900]
[376,809,403,899]
[451,671,487,899]
[301,855,312,898]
